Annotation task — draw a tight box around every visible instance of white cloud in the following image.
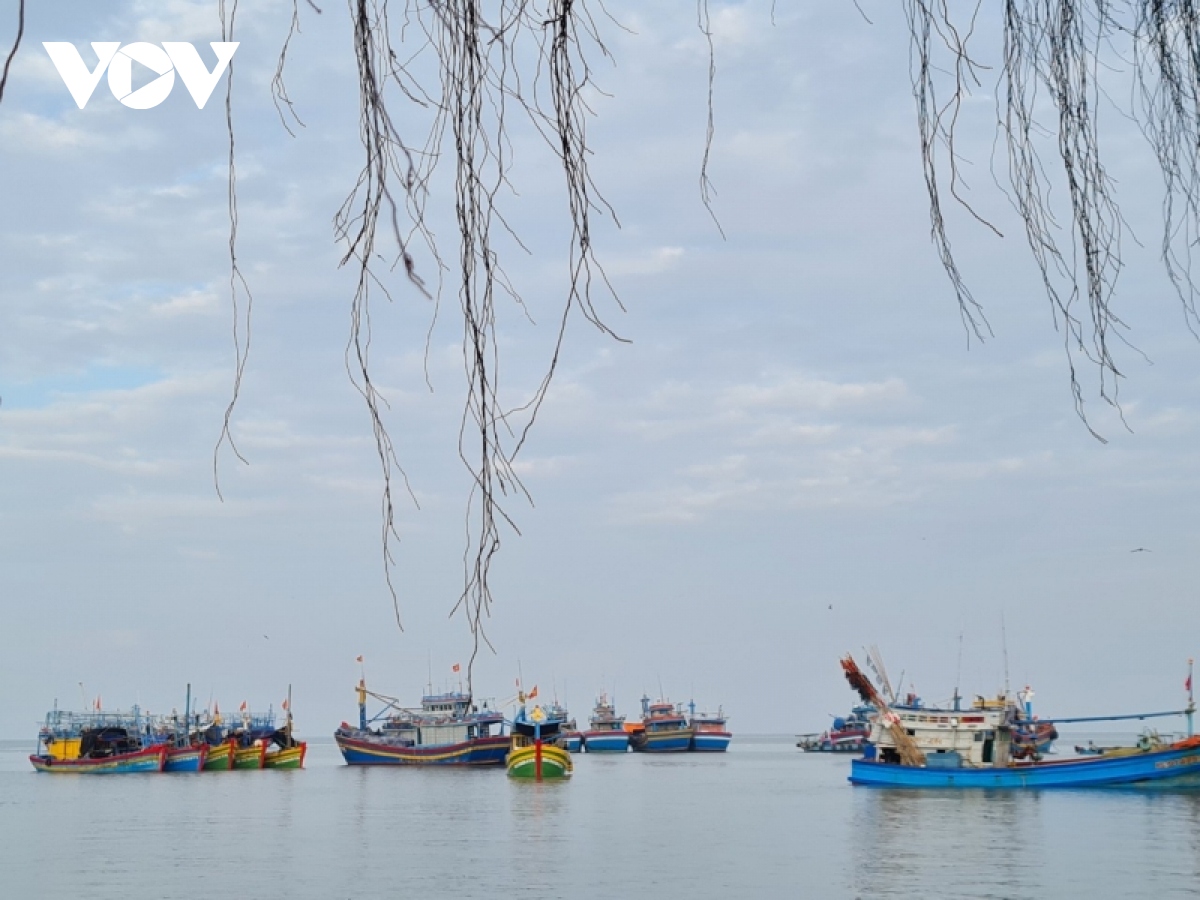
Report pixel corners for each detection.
[150,288,220,317]
[605,246,685,277]
[0,112,99,152]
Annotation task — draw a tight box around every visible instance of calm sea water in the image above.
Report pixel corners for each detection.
[2,734,1200,898]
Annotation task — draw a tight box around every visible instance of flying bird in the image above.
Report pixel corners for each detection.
[1130,548,1151,553]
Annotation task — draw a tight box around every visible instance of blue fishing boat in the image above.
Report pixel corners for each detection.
[157,684,212,772]
[334,680,508,766]
[581,693,629,753]
[629,696,693,752]
[546,702,582,752]
[688,701,732,752]
[841,654,1200,788]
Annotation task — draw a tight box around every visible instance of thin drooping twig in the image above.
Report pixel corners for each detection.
[696,0,725,237]
[213,0,255,495]
[307,1,626,691]
[904,0,995,342]
[1132,0,1200,338]
[0,0,25,105]
[335,0,432,630]
[901,2,1195,438]
[272,0,322,135]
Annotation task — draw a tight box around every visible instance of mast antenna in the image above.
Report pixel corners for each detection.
[1001,611,1011,697]
[954,631,964,710]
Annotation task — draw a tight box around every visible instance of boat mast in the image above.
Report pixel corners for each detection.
[1189,658,1195,738]
[286,684,293,745]
[1001,611,1011,698]
[185,683,191,746]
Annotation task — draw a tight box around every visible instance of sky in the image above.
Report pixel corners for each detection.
[1,1,1199,740]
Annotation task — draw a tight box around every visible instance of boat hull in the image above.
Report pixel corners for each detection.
[164,745,208,772]
[632,728,693,752]
[691,731,732,752]
[562,733,583,753]
[582,732,629,753]
[507,742,573,780]
[335,731,510,766]
[202,740,235,771]
[264,743,307,769]
[850,738,1200,788]
[232,743,267,770]
[799,736,867,753]
[30,745,167,774]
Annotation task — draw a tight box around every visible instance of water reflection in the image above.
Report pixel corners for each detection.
[853,789,1044,898]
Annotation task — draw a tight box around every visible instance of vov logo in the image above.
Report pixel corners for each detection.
[43,42,239,110]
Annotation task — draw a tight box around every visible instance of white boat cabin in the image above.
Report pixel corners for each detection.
[868,701,1013,768]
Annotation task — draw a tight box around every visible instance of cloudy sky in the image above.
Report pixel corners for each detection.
[1,1,1198,739]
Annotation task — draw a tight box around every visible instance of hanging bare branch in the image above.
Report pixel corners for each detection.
[0,0,25,105]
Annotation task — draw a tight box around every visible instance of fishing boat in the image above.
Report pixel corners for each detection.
[688,702,732,752]
[31,709,167,774]
[797,705,874,752]
[264,743,307,769]
[158,686,212,772]
[629,696,693,752]
[233,741,268,770]
[546,703,582,752]
[581,693,629,753]
[507,702,574,780]
[1074,732,1167,758]
[334,680,509,766]
[204,706,281,770]
[262,687,307,769]
[841,654,1200,788]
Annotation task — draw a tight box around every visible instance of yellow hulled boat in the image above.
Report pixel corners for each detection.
[507,703,573,780]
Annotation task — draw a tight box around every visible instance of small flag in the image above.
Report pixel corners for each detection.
[452,663,461,673]
[356,655,364,663]
[282,698,289,711]
[529,686,538,699]
[1187,674,1193,693]
[214,701,220,716]
[239,701,247,712]
[94,696,101,710]
[515,678,521,688]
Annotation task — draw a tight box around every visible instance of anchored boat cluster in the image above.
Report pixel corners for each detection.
[334,684,732,781]
[29,682,729,783]
[31,689,306,774]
